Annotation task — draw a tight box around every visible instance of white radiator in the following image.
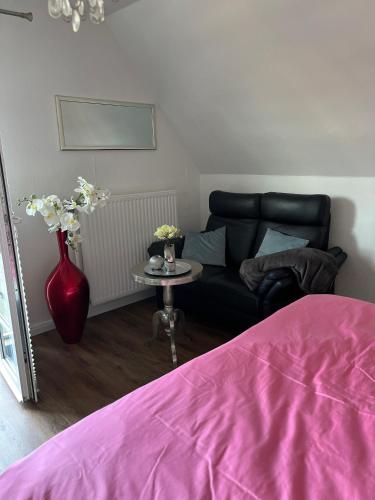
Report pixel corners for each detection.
[78,190,178,306]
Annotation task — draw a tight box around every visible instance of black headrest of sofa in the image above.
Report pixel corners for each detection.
[209,191,260,219]
[209,191,330,226]
[261,192,331,226]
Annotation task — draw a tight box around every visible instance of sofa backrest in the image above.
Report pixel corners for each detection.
[206,191,331,268]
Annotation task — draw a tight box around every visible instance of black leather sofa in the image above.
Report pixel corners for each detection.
[148,191,347,332]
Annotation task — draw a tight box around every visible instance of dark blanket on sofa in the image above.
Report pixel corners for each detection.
[240,248,339,294]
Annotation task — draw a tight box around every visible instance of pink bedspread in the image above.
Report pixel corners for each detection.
[1,295,375,499]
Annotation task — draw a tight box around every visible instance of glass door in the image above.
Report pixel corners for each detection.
[0,144,37,402]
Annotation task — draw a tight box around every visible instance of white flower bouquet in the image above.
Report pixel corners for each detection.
[19,176,110,249]
[154,224,182,241]
[153,224,182,273]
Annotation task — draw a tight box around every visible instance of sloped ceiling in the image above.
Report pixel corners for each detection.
[109,0,375,175]
[106,0,138,14]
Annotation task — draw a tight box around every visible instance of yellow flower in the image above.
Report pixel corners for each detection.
[154,224,182,240]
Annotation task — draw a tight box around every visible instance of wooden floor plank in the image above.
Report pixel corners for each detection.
[0,298,232,473]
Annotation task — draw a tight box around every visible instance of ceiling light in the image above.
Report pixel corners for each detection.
[48,0,117,32]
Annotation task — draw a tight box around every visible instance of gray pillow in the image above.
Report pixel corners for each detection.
[255,228,309,257]
[182,226,226,266]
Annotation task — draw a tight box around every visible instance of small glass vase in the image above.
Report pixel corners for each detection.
[164,242,176,273]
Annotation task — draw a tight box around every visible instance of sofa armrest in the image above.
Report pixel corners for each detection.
[256,268,297,300]
[147,237,185,259]
[326,246,347,268]
[257,247,347,302]
[148,240,165,258]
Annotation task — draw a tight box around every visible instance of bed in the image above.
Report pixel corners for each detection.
[1,295,374,499]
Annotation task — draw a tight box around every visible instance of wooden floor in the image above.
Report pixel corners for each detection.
[0,298,232,473]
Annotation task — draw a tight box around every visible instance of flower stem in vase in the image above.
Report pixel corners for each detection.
[164,242,176,273]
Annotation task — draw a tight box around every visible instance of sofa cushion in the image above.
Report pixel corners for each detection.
[182,226,226,266]
[255,228,309,257]
[199,264,226,281]
[252,221,328,255]
[200,266,259,316]
[206,215,258,268]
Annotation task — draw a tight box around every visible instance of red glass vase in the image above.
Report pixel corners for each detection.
[45,230,89,344]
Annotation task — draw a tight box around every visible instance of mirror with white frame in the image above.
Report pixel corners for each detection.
[55,96,156,150]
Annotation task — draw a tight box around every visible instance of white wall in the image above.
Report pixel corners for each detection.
[109,0,375,176]
[108,0,375,304]
[0,0,200,333]
[2,0,375,330]
[201,175,375,303]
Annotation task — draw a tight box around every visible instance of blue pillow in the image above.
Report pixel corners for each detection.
[182,226,226,266]
[255,228,309,257]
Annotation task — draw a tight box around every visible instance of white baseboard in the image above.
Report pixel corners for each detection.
[30,289,154,336]
[30,319,55,336]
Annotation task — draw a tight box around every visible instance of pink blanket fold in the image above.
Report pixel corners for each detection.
[1,295,375,499]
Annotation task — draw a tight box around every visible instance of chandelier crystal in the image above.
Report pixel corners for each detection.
[48,0,114,32]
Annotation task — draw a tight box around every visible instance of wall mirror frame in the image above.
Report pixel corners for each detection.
[55,95,156,151]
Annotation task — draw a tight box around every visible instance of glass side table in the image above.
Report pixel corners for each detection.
[132,259,203,368]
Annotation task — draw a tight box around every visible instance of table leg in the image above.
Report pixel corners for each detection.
[168,309,178,368]
[152,311,162,340]
[174,309,191,340]
[149,287,190,367]
[163,285,178,368]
